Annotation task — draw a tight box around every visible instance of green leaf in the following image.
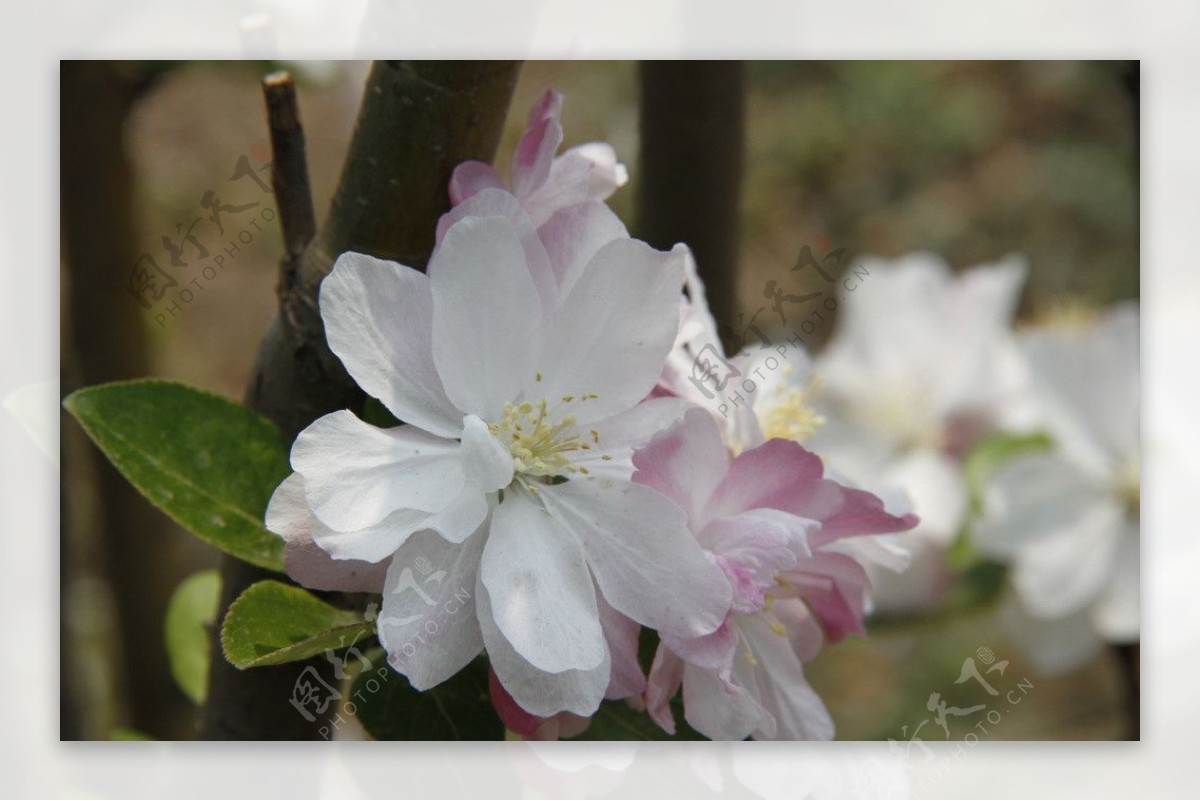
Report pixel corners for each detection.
[964,430,1054,507]
[164,570,221,705]
[945,431,1055,570]
[63,379,290,570]
[352,655,504,740]
[221,580,375,669]
[361,396,402,428]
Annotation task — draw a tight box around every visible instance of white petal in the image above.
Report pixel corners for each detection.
[477,579,610,718]
[308,484,488,563]
[434,188,557,313]
[597,593,646,700]
[741,615,835,740]
[460,414,514,492]
[481,488,605,673]
[880,448,968,545]
[1090,522,1140,642]
[1011,497,1125,620]
[1020,303,1139,472]
[1000,592,1103,674]
[430,215,543,421]
[265,473,388,592]
[681,661,767,741]
[826,533,912,574]
[567,396,693,482]
[292,411,465,532]
[540,478,731,639]
[645,644,686,734]
[379,527,485,690]
[532,239,685,425]
[536,201,627,297]
[973,451,1103,559]
[320,252,462,437]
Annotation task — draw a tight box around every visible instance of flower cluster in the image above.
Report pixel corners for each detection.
[669,246,1139,673]
[265,89,923,740]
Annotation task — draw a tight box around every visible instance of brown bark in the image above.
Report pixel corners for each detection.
[61,61,194,739]
[636,61,745,353]
[199,60,522,740]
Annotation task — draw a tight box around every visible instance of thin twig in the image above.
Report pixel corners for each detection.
[262,71,317,281]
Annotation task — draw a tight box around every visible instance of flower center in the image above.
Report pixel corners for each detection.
[489,394,602,480]
[759,385,826,444]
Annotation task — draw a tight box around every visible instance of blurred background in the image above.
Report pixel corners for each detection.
[60,60,1138,741]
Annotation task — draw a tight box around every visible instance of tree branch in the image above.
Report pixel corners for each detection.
[636,61,745,353]
[199,60,521,740]
[262,71,316,270]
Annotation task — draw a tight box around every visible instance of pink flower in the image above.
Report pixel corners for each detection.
[632,409,917,740]
[448,89,628,228]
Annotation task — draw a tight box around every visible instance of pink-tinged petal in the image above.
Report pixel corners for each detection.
[460,414,514,492]
[494,694,591,742]
[430,215,542,421]
[771,598,825,662]
[478,579,610,718]
[434,189,556,313]
[598,594,646,700]
[740,616,834,740]
[512,116,563,199]
[380,527,485,690]
[537,201,628,297]
[540,478,731,640]
[707,438,824,521]
[645,643,685,735]
[661,617,738,672]
[631,407,731,531]
[540,712,592,740]
[448,160,504,205]
[562,396,693,483]
[488,664,543,737]
[785,552,871,642]
[707,437,916,546]
[526,88,564,128]
[531,240,685,425]
[807,483,919,548]
[320,252,462,438]
[481,488,606,673]
[682,661,769,741]
[699,510,811,614]
[525,143,629,225]
[292,411,465,533]
[265,473,388,592]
